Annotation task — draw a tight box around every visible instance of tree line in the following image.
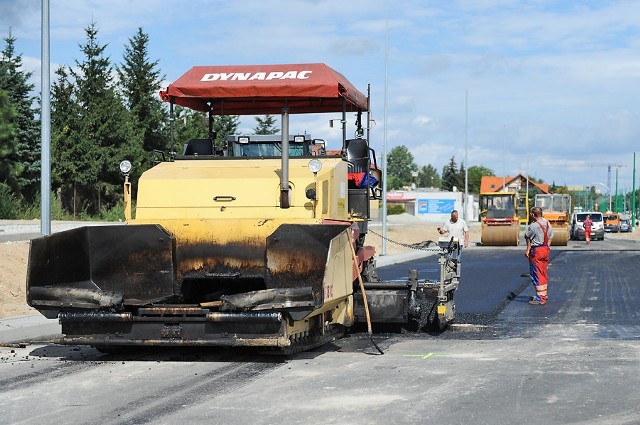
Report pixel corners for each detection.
[388,145,640,217]
[0,24,279,219]
[386,145,495,194]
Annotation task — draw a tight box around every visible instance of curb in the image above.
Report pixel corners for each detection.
[0,232,40,243]
[0,315,61,344]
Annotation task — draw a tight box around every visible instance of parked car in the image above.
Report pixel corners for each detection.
[570,211,605,241]
[620,219,631,233]
[603,212,621,233]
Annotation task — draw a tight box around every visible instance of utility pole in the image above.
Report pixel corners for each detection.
[464,90,468,223]
[41,0,51,236]
[381,16,388,255]
[633,153,636,230]
[607,164,616,207]
[615,168,619,212]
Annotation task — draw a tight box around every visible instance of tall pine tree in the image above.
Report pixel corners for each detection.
[52,23,144,216]
[117,27,167,157]
[213,115,240,145]
[171,107,240,154]
[253,115,278,135]
[458,162,466,192]
[0,89,18,189]
[0,34,41,202]
[51,66,92,216]
[441,156,460,191]
[173,106,208,151]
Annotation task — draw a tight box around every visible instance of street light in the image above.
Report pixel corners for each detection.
[591,182,612,212]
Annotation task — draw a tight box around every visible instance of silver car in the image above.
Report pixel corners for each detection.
[620,219,631,233]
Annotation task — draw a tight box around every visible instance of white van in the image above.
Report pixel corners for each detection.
[570,211,604,241]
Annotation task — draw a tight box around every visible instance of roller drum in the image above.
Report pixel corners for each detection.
[481,223,519,246]
[550,224,568,246]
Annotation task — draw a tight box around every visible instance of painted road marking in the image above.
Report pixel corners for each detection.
[403,352,447,359]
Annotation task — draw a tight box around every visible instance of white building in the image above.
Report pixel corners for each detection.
[386,190,477,224]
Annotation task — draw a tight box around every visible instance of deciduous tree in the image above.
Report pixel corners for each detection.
[416,164,441,188]
[468,165,494,194]
[387,145,418,190]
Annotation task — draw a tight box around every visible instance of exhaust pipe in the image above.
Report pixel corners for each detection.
[280,107,290,208]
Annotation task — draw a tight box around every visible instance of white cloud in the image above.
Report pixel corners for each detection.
[413,115,435,126]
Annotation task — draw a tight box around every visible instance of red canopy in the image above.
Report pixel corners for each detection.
[159,63,368,115]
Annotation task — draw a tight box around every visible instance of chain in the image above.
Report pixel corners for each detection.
[367,229,441,251]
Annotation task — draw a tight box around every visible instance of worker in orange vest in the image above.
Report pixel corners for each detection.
[525,207,554,305]
[583,214,593,244]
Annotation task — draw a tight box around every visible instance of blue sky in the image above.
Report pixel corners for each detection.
[2,0,640,193]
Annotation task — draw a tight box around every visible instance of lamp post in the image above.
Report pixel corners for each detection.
[381,16,389,256]
[464,90,468,223]
[41,0,51,235]
[592,182,612,211]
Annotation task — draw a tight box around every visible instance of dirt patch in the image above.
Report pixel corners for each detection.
[0,241,35,319]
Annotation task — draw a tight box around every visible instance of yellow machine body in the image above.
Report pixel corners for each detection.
[479,192,520,246]
[517,194,530,226]
[130,156,356,326]
[534,193,570,246]
[134,157,348,222]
